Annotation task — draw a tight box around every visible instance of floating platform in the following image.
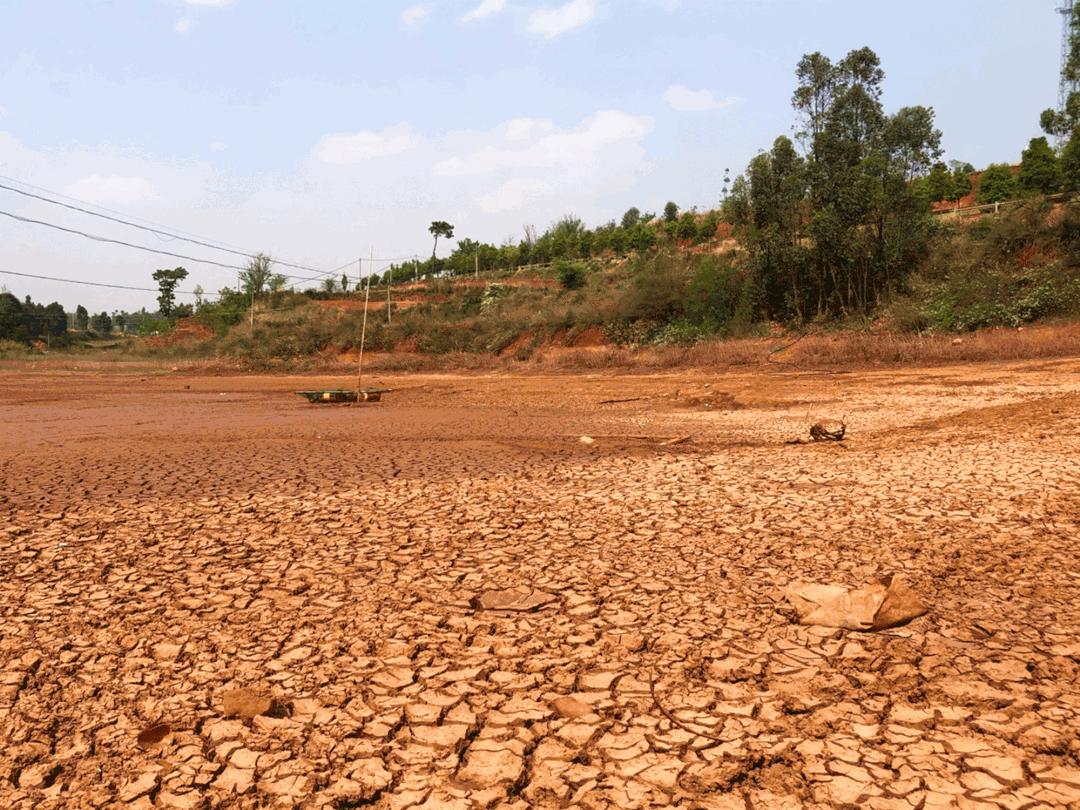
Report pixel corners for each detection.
[295,388,388,404]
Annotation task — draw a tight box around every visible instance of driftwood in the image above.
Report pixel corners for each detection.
[809,419,846,442]
[660,435,691,447]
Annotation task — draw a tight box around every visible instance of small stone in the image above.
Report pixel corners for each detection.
[152,642,183,662]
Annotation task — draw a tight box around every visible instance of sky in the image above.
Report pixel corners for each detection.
[0,0,1063,312]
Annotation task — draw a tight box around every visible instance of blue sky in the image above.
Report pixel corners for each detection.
[0,0,1062,311]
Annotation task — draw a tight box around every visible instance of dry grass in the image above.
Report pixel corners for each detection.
[532,322,1080,373]
[778,323,1080,368]
[13,321,1080,377]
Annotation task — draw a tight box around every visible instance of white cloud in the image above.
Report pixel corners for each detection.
[503,117,554,142]
[662,84,738,113]
[434,110,652,177]
[62,175,158,204]
[476,178,553,213]
[0,105,7,117]
[209,141,227,153]
[433,109,653,212]
[461,0,507,23]
[528,0,596,38]
[401,5,431,27]
[313,123,420,164]
[184,0,235,6]
[174,18,194,34]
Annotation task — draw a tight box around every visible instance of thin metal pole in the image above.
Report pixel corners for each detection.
[357,248,372,394]
[386,259,392,324]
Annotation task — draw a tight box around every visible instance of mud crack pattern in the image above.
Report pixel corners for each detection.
[1,363,1079,808]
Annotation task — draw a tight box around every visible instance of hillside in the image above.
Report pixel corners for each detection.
[117,197,1080,371]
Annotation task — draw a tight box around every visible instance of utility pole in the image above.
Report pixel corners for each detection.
[386,259,392,325]
[357,247,373,394]
[249,289,255,331]
[475,253,479,279]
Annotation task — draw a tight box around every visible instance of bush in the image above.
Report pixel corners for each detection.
[619,252,689,322]
[138,314,173,336]
[556,261,586,290]
[684,255,744,332]
[651,319,710,346]
[0,338,28,357]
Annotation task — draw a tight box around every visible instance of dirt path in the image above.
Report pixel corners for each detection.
[1,359,1078,808]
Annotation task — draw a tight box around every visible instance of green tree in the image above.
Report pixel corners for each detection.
[1019,136,1061,195]
[977,164,1018,204]
[36,301,67,345]
[663,201,679,222]
[788,47,940,316]
[1063,134,1080,190]
[949,162,974,203]
[675,211,698,240]
[114,313,126,333]
[152,267,189,316]
[74,304,89,331]
[239,253,274,297]
[0,292,25,342]
[738,135,809,320]
[1042,4,1080,139]
[429,220,455,261]
[926,163,952,201]
[620,207,641,229]
[91,311,113,334]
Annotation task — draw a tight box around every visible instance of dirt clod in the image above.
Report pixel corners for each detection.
[222,688,275,719]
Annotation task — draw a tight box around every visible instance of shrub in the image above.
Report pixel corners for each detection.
[684,255,743,332]
[0,338,28,357]
[619,252,689,322]
[556,261,586,290]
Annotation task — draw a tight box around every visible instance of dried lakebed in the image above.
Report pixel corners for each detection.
[1,361,1078,809]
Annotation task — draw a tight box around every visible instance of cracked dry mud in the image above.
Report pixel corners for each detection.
[1,360,1079,809]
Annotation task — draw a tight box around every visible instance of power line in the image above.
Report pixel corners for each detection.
[0,268,205,295]
[0,174,328,274]
[0,174,424,279]
[0,208,250,271]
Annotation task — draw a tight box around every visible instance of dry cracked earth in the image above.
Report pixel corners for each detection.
[1,359,1079,809]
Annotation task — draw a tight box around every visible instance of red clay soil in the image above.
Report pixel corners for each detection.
[1,359,1079,808]
[144,318,213,348]
[315,298,423,312]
